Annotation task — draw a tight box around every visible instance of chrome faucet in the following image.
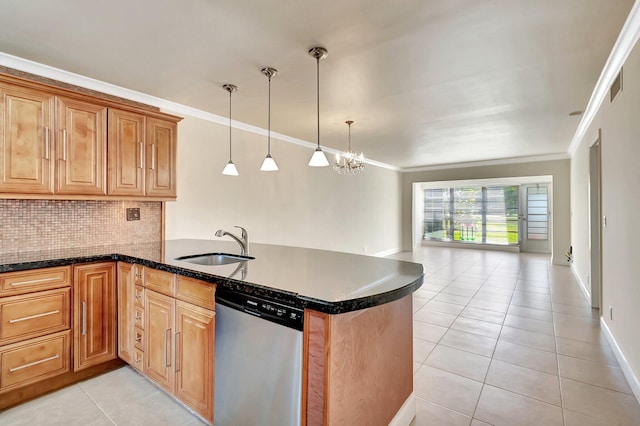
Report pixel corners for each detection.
[215,226,249,256]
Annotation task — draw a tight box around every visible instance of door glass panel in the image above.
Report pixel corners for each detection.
[527,187,548,240]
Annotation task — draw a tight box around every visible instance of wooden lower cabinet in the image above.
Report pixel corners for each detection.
[175,300,215,422]
[0,330,71,392]
[142,284,215,423]
[144,289,175,392]
[117,262,134,365]
[73,262,117,371]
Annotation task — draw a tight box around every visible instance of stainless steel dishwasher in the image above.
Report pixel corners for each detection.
[214,288,304,426]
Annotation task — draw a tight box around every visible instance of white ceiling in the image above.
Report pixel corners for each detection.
[0,0,633,169]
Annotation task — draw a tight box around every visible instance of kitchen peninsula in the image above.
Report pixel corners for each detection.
[0,239,423,425]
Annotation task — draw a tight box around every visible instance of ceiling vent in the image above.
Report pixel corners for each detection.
[610,68,623,102]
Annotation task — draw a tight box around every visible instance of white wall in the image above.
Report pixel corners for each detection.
[571,38,640,384]
[401,159,571,265]
[165,116,403,255]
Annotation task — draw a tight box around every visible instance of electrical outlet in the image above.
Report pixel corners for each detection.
[126,208,140,221]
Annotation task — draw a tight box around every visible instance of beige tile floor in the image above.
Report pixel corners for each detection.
[1,246,639,425]
[391,246,640,426]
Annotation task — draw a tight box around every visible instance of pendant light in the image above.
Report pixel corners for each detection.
[221,84,239,176]
[308,47,330,167]
[260,67,279,171]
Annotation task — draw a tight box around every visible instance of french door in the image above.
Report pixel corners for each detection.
[520,184,551,253]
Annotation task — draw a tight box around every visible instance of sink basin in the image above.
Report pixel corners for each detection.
[174,252,254,266]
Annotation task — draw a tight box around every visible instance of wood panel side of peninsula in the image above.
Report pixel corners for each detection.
[302,294,413,426]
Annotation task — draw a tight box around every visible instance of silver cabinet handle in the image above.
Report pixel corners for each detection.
[81,301,87,336]
[9,354,60,372]
[174,331,181,372]
[44,127,50,160]
[9,310,59,323]
[150,143,156,170]
[165,328,171,367]
[139,142,144,169]
[61,129,67,161]
[9,277,58,287]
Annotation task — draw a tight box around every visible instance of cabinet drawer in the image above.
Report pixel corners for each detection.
[144,268,175,297]
[134,326,144,351]
[0,330,71,392]
[0,288,71,345]
[132,347,144,372]
[0,266,71,297]
[134,285,145,307]
[176,276,216,310]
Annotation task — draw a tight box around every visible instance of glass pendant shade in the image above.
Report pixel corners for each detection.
[260,154,279,171]
[222,161,239,176]
[309,147,329,167]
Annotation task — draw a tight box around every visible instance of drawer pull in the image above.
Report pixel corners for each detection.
[9,354,60,372]
[150,143,156,170]
[10,277,60,287]
[175,331,181,372]
[139,142,144,169]
[61,129,68,161]
[44,127,50,160]
[81,301,87,336]
[135,333,142,343]
[165,328,171,367]
[9,310,60,323]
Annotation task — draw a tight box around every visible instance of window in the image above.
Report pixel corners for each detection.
[424,185,519,245]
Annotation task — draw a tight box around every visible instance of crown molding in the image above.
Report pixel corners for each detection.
[401,153,569,173]
[0,51,401,172]
[567,1,640,156]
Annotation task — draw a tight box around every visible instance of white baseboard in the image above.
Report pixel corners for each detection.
[388,392,415,426]
[570,263,591,303]
[600,318,640,404]
[374,247,401,258]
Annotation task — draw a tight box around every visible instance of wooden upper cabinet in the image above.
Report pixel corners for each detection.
[0,75,180,199]
[107,109,145,196]
[73,262,117,371]
[55,97,107,195]
[0,84,54,194]
[146,117,177,198]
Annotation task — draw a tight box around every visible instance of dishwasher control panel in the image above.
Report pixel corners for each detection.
[217,290,304,331]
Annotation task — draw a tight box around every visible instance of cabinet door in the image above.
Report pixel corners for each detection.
[107,109,145,196]
[0,84,54,193]
[144,289,175,393]
[175,300,215,422]
[146,117,176,198]
[73,262,117,371]
[117,262,135,365]
[56,97,107,195]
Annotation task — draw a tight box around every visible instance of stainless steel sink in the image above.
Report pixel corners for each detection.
[174,253,254,266]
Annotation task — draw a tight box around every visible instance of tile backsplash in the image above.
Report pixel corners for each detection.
[0,200,162,254]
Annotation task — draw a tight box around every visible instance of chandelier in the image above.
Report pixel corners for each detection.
[333,120,365,174]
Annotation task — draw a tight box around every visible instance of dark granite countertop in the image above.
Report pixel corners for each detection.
[0,239,424,314]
